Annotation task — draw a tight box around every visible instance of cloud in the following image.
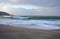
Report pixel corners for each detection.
[0,0,60,7]
[0,0,60,16]
[8,0,20,3]
[0,4,40,9]
[0,4,59,16]
[24,0,60,7]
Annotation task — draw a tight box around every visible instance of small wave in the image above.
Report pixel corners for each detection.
[0,19,60,29]
[0,20,60,26]
[1,16,60,20]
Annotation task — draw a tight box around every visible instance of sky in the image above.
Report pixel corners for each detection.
[0,0,60,16]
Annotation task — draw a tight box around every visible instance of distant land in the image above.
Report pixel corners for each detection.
[0,11,60,19]
[0,12,10,15]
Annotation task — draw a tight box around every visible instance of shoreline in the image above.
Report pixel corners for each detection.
[6,24,60,30]
[0,24,60,39]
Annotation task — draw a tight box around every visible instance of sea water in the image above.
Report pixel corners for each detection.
[0,16,60,30]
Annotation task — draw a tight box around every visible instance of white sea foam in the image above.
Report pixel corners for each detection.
[0,19,60,30]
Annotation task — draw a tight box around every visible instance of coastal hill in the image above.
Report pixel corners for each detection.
[0,12,10,15]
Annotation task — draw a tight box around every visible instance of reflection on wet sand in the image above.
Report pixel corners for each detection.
[0,24,60,39]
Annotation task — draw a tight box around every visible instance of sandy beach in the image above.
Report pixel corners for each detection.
[0,24,60,39]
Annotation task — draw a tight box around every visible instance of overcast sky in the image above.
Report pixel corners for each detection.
[0,0,60,16]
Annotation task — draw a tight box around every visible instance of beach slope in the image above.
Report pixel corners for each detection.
[0,24,60,39]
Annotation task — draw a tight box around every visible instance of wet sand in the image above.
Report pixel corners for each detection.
[0,24,60,39]
[8,24,60,30]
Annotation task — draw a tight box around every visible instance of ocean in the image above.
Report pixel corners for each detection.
[0,15,60,30]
